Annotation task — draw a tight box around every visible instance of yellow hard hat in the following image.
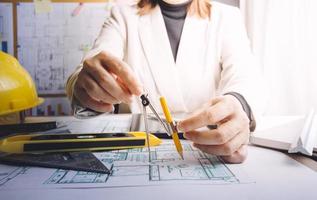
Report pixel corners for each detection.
[0,51,44,116]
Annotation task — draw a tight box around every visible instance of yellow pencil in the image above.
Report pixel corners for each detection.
[159,96,184,160]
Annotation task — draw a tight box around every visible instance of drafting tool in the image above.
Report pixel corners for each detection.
[140,95,170,161]
[0,121,64,137]
[141,96,151,161]
[159,96,184,159]
[140,94,184,160]
[0,132,161,154]
[0,152,112,174]
[130,113,186,139]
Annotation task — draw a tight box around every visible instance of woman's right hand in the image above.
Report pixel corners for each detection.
[74,51,143,112]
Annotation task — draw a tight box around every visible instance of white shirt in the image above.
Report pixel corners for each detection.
[66,2,266,121]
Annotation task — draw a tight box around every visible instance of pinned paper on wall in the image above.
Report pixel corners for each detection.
[71,3,84,17]
[17,3,110,95]
[34,0,53,14]
[0,16,3,36]
[0,3,14,55]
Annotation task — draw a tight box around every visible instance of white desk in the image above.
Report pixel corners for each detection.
[1,116,317,200]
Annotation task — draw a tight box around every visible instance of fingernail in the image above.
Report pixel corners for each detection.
[183,132,190,139]
[177,122,184,131]
[136,86,143,95]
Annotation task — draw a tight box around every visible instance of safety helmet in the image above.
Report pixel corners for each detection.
[0,51,44,116]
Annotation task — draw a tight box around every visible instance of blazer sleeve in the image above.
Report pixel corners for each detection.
[217,7,267,127]
[65,5,127,104]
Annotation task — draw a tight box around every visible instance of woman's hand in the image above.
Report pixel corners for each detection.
[177,95,250,163]
[74,51,143,112]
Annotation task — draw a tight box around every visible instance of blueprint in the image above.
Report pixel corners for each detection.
[17,3,111,94]
[64,114,133,133]
[0,140,252,190]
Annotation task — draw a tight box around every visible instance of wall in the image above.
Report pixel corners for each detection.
[214,0,239,7]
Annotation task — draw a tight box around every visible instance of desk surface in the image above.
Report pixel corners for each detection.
[1,115,317,200]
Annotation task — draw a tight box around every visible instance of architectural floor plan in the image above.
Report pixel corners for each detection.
[0,140,251,190]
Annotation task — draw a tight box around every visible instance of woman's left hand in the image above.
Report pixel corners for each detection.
[177,95,250,163]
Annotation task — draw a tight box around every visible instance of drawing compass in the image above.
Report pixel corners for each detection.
[140,94,171,161]
[140,94,183,161]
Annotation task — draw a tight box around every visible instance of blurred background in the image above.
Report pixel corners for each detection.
[1,0,316,116]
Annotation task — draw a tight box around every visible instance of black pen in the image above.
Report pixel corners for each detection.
[152,132,185,140]
[152,125,218,139]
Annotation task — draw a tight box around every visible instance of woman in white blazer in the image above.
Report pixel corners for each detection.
[66,0,265,163]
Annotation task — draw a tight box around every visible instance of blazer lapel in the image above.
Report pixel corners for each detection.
[176,15,211,75]
[138,6,187,112]
[174,15,213,111]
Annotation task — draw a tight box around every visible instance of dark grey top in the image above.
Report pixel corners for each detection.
[158,0,191,61]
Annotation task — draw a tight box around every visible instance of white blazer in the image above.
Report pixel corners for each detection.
[66,2,265,121]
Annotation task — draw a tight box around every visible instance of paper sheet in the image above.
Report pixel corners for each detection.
[0,115,252,189]
[0,3,14,55]
[17,3,110,94]
[64,114,133,133]
[288,110,317,156]
[34,0,52,14]
[0,140,252,190]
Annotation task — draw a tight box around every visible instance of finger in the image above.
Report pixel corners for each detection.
[184,115,248,145]
[178,98,235,132]
[74,87,113,113]
[98,52,143,96]
[79,72,120,104]
[193,130,249,156]
[184,117,243,145]
[181,99,219,123]
[83,60,133,103]
[220,145,248,164]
